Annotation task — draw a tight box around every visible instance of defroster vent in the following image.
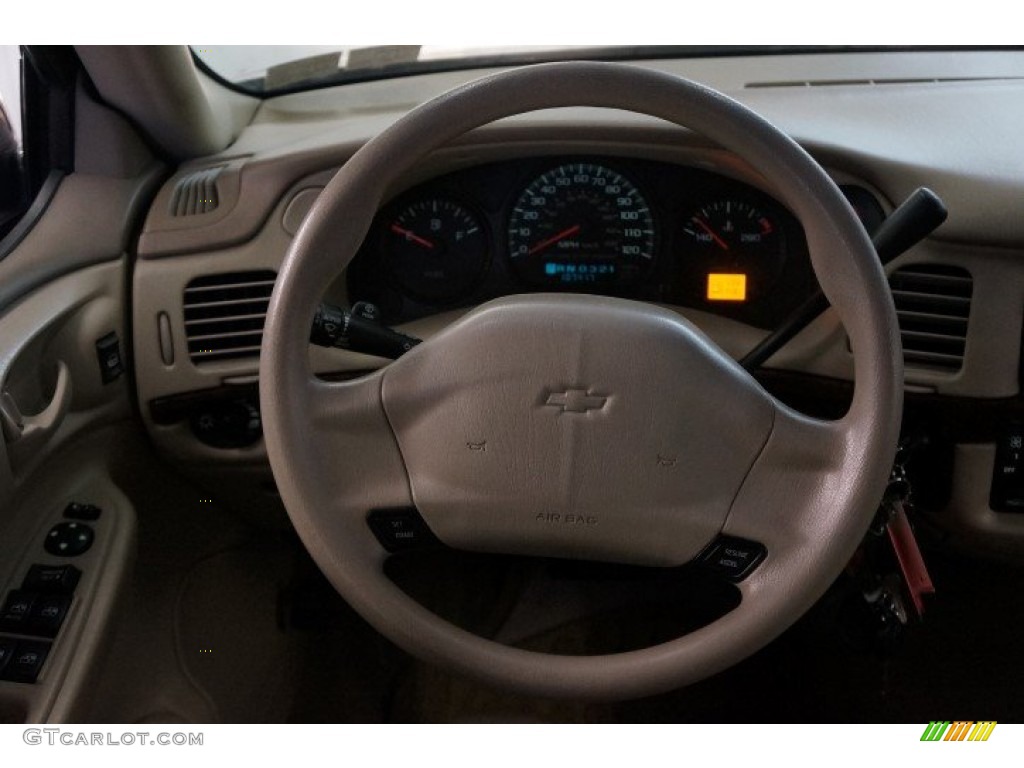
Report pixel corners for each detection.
[889,264,972,373]
[170,166,223,216]
[183,271,276,363]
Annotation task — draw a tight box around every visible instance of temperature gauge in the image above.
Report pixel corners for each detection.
[680,200,785,303]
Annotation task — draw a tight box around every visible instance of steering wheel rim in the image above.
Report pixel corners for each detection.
[260,61,903,700]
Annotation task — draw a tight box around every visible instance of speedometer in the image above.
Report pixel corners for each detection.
[507,163,655,286]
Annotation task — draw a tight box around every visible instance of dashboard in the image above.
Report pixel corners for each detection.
[126,50,1024,561]
[346,156,882,329]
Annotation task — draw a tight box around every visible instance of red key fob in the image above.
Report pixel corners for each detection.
[887,500,935,618]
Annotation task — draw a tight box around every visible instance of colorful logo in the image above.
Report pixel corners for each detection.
[920,721,997,742]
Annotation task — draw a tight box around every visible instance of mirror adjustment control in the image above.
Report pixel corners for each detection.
[43,522,94,557]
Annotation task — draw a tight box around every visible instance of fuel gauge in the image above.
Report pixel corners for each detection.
[383,198,489,304]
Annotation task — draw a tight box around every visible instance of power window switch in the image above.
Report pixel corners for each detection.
[0,591,36,633]
[0,640,51,683]
[26,595,71,638]
[0,637,15,677]
[23,564,81,594]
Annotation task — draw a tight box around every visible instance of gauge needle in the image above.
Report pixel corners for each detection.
[528,224,581,256]
[693,217,729,251]
[390,224,435,250]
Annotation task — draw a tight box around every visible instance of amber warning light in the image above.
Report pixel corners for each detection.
[707,273,747,302]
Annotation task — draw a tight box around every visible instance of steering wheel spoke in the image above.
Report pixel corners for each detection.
[724,401,865,586]
[266,372,414,565]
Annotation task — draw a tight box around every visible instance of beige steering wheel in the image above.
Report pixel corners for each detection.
[260,62,903,700]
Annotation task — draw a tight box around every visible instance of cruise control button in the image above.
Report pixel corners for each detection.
[0,591,37,633]
[367,508,438,553]
[23,564,81,594]
[0,640,51,683]
[700,536,767,581]
[43,522,95,557]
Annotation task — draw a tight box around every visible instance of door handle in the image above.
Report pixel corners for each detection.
[0,360,73,453]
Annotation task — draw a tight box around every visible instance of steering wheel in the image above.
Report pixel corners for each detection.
[260,62,903,700]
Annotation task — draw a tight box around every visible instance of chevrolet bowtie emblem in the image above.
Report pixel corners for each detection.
[544,389,608,413]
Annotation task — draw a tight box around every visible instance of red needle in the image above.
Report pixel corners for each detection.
[390,224,435,250]
[528,224,581,256]
[693,217,729,251]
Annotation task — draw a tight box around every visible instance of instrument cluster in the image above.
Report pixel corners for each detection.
[347,156,848,329]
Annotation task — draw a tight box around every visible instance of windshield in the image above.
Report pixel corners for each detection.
[191,45,907,94]
[192,45,604,92]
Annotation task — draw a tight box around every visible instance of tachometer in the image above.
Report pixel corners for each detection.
[383,198,488,304]
[507,163,655,286]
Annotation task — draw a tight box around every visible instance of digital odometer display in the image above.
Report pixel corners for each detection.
[507,163,655,286]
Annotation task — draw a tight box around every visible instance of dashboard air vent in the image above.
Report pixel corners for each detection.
[183,270,276,363]
[170,167,224,216]
[889,264,972,373]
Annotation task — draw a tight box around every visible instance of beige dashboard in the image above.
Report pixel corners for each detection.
[129,50,1024,554]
